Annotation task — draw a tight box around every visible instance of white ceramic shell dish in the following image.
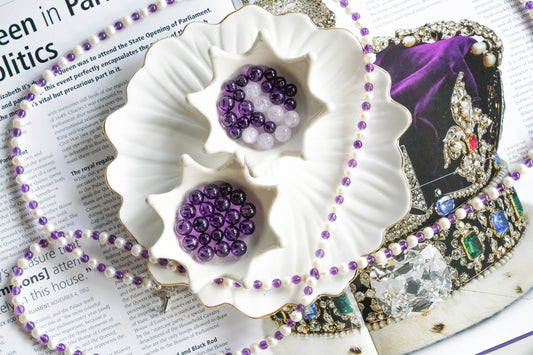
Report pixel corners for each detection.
[104,5,412,318]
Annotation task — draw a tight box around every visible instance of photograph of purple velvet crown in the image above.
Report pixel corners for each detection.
[4,0,533,354]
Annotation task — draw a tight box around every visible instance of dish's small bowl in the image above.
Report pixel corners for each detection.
[104,5,411,318]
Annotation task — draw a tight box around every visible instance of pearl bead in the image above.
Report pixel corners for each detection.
[266,336,277,347]
[43,69,55,81]
[284,110,300,127]
[17,258,29,268]
[471,41,487,55]
[267,105,284,123]
[71,248,83,258]
[11,296,22,305]
[114,237,126,249]
[18,313,30,323]
[31,327,40,338]
[123,272,134,285]
[167,260,178,272]
[344,5,354,15]
[99,232,109,244]
[16,174,28,185]
[354,20,362,30]
[487,186,499,200]
[257,133,274,150]
[423,226,434,239]
[139,7,150,18]
[12,156,21,165]
[262,281,271,290]
[30,243,41,254]
[253,95,270,112]
[105,25,116,37]
[89,34,100,46]
[339,263,349,274]
[364,72,375,83]
[122,15,133,27]
[483,53,496,67]
[104,266,116,278]
[364,53,376,64]
[406,234,418,248]
[141,277,153,289]
[56,236,67,247]
[250,343,260,354]
[280,325,292,336]
[82,229,92,239]
[30,83,43,95]
[131,244,143,256]
[65,347,75,355]
[306,276,317,287]
[274,125,292,142]
[471,196,484,210]
[503,176,514,188]
[517,163,528,175]
[374,250,386,264]
[73,45,83,57]
[356,257,368,269]
[156,0,167,8]
[438,217,451,231]
[11,277,21,286]
[244,82,261,99]
[12,118,22,128]
[57,56,69,69]
[290,311,303,322]
[529,10,533,19]
[528,149,533,160]
[10,137,20,147]
[19,100,31,111]
[87,258,98,269]
[242,127,259,144]
[44,222,56,234]
[455,208,467,220]
[22,192,35,202]
[363,92,373,101]
[47,337,58,350]
[148,256,158,264]
[403,35,416,47]
[31,209,43,219]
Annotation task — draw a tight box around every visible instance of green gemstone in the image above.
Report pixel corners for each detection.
[462,231,483,260]
[511,188,524,217]
[332,292,353,314]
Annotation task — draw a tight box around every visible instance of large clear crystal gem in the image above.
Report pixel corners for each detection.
[370,244,452,319]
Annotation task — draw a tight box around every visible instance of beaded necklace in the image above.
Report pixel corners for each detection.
[6,0,533,354]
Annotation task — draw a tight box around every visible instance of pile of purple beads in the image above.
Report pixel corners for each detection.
[218,65,300,150]
[175,182,257,263]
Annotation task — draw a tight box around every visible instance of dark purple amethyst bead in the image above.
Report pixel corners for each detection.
[259,341,268,350]
[14,305,25,314]
[230,240,247,256]
[240,203,256,218]
[348,261,358,270]
[239,219,255,235]
[98,31,107,41]
[340,0,349,7]
[464,203,474,214]
[321,230,330,239]
[74,350,82,355]
[12,286,21,295]
[39,239,48,248]
[39,334,49,345]
[250,112,265,127]
[384,249,393,258]
[416,232,425,243]
[214,278,223,285]
[273,77,286,89]
[360,28,370,36]
[214,241,230,257]
[80,254,90,263]
[242,348,251,355]
[199,202,214,217]
[182,235,198,252]
[25,321,35,331]
[131,12,140,21]
[37,77,46,86]
[16,109,26,118]
[310,268,319,279]
[56,344,66,353]
[284,84,297,97]
[362,102,371,111]
[141,249,149,259]
[225,226,239,241]
[180,204,196,219]
[261,80,274,93]
[39,216,48,225]
[287,319,296,328]
[480,193,490,204]
[511,172,520,181]
[399,240,408,250]
[133,276,143,285]
[363,44,373,53]
[230,190,245,206]
[264,121,276,134]
[74,230,82,239]
[526,1,533,10]
[67,53,75,62]
[253,280,262,289]
[158,258,168,266]
[304,286,313,296]
[176,220,193,235]
[330,266,339,275]
[203,183,219,199]
[51,65,61,74]
[272,278,282,288]
[65,243,74,253]
[367,255,375,265]
[91,231,100,240]
[114,21,124,30]
[24,251,33,260]
[193,217,209,233]
[25,92,34,101]
[13,267,23,276]
[235,74,248,87]
[228,126,242,139]
[264,67,277,80]
[148,3,157,12]
[189,190,204,205]
[218,96,235,112]
[328,213,337,222]
[284,98,296,111]
[166,0,174,4]
[215,197,230,212]
[115,270,124,279]
[15,166,24,175]
[431,223,441,234]
[270,91,285,105]
[238,100,254,116]
[12,147,21,156]
[177,265,186,273]
[524,158,533,168]
[82,42,91,51]
[20,184,29,193]
[335,195,344,205]
[447,214,457,224]
[219,182,233,196]
[221,112,237,127]
[108,234,117,244]
[11,128,21,137]
[348,159,358,168]
[233,89,245,102]
[198,233,210,245]
[247,66,263,82]
[197,246,214,262]
[97,263,106,272]
[352,12,361,21]
[210,213,225,228]
[225,209,241,225]
[211,229,224,242]
[237,116,250,129]
[223,80,237,93]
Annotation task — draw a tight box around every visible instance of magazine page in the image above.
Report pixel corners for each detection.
[327,0,533,353]
[0,1,274,354]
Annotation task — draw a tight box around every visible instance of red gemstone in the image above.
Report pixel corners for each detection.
[468,135,478,150]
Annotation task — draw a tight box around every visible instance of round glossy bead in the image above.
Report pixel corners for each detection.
[284,111,300,128]
[267,105,284,123]
[238,100,254,116]
[406,234,418,248]
[471,196,484,211]
[438,217,451,231]
[197,246,214,262]
[274,125,291,142]
[257,133,274,150]
[264,121,277,134]
[247,66,263,81]
[244,82,261,99]
[233,89,245,102]
[375,250,387,264]
[390,243,402,256]
[455,208,467,220]
[242,127,259,144]
[422,226,435,239]
[230,240,247,256]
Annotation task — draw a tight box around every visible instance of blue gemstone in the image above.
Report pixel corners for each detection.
[303,304,318,320]
[491,210,509,237]
[493,152,501,169]
[435,196,455,216]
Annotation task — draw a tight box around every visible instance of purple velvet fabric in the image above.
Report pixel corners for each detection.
[375,36,482,202]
